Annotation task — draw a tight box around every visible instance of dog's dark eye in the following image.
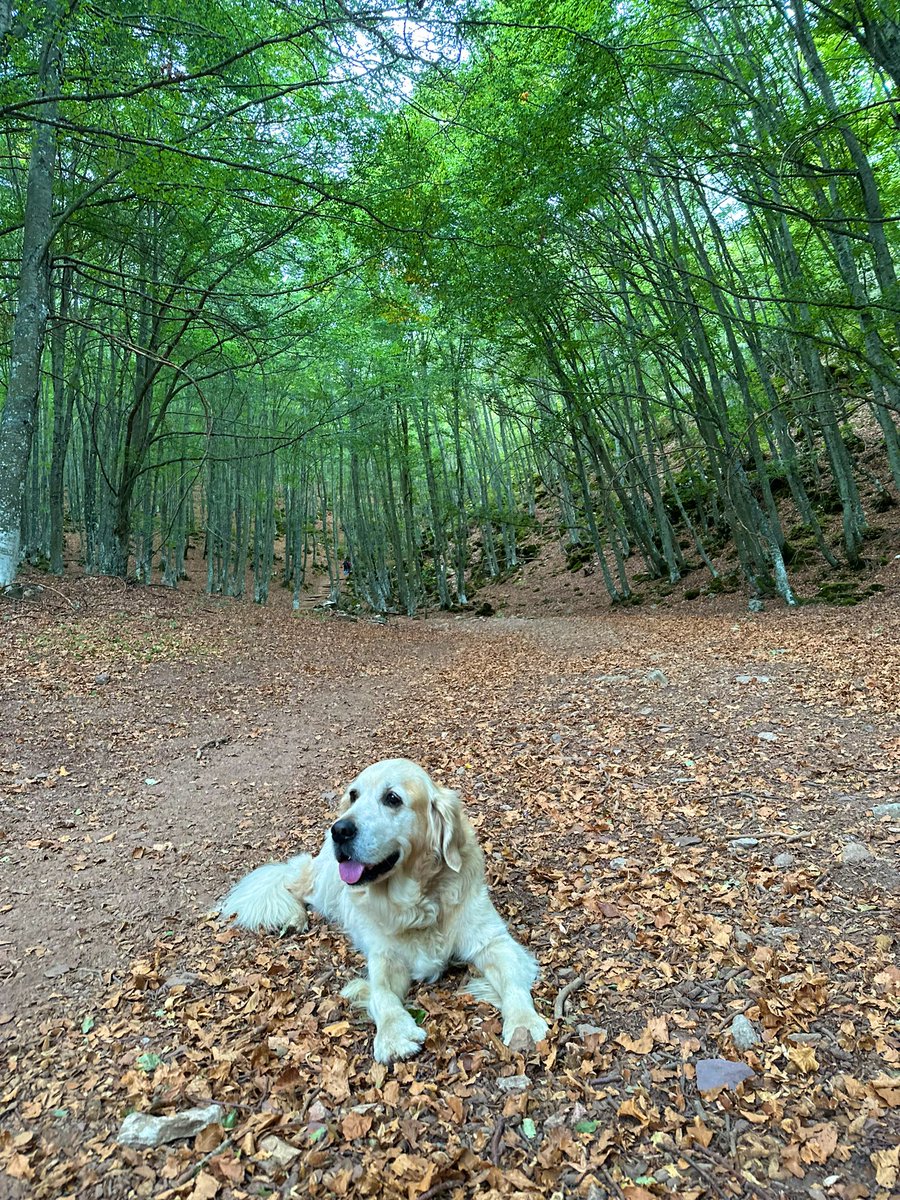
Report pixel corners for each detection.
[382,790,402,808]
[348,789,359,804]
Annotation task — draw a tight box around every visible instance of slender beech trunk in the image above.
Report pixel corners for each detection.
[0,8,60,585]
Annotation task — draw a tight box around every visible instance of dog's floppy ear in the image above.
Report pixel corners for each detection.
[428,784,463,873]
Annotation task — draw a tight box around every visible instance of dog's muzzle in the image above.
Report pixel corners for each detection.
[331,819,399,885]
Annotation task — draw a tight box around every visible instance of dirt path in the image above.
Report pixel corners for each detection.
[1,581,898,1199]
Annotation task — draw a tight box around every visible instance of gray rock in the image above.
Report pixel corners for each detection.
[551,733,562,744]
[163,971,200,990]
[695,1058,755,1092]
[674,836,702,848]
[43,962,72,979]
[730,1015,761,1051]
[840,841,872,865]
[872,802,900,818]
[576,1024,606,1041]
[773,851,795,870]
[733,928,753,951]
[762,924,794,945]
[757,731,778,742]
[730,837,760,849]
[259,1135,301,1170]
[644,668,669,687]
[117,1104,224,1148]
[609,856,628,870]
[507,1027,536,1055]
[748,598,765,613]
[497,1074,531,1092]
[95,672,110,685]
[735,674,752,684]
[598,674,630,684]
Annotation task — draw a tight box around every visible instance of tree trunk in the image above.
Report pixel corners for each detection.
[0,9,60,585]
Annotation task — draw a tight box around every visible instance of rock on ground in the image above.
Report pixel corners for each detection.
[117,1104,224,1148]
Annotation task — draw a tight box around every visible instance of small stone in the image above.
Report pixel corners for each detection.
[259,1135,302,1171]
[95,672,110,685]
[163,971,199,990]
[823,1175,841,1188]
[840,841,872,865]
[872,802,900,818]
[551,733,562,744]
[674,836,702,848]
[638,706,653,715]
[695,1058,756,1092]
[507,1027,536,1055]
[598,674,630,684]
[763,924,794,946]
[733,928,753,951]
[43,962,72,979]
[609,856,628,870]
[730,1014,761,1051]
[117,1104,224,1148]
[757,731,778,742]
[730,837,760,849]
[497,1074,530,1092]
[735,674,752,684]
[773,851,795,869]
[644,668,669,687]
[748,598,764,613]
[576,1024,606,1041]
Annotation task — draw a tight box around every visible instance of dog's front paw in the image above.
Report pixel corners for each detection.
[502,1010,549,1047]
[373,1015,427,1064]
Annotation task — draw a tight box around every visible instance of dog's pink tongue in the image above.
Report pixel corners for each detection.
[339,860,365,885]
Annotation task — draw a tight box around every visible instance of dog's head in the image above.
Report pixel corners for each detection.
[331,759,463,887]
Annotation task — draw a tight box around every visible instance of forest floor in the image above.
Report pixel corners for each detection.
[1,570,898,1200]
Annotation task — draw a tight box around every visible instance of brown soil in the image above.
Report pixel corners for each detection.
[1,573,898,1199]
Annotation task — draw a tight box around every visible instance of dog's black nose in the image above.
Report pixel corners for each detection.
[331,818,357,845]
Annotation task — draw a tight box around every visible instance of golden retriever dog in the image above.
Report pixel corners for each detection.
[221,758,548,1063]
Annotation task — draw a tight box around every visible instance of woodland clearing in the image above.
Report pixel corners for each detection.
[0,573,898,1200]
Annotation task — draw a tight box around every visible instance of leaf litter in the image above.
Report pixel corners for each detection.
[0,577,898,1199]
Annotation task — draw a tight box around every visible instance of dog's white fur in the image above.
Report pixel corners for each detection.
[221,758,548,1063]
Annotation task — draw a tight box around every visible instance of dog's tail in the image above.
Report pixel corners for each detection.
[459,976,503,1006]
[220,853,311,932]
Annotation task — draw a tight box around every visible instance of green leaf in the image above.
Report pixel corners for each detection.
[574,1119,598,1133]
[223,1110,239,1130]
[521,1118,536,1139]
[407,1007,427,1026]
[137,1052,162,1073]
[309,1126,326,1144]
[81,1014,95,1034]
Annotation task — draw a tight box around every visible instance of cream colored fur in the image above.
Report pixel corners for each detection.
[220,758,548,1063]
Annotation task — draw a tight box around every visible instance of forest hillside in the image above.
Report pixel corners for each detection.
[1,0,899,609]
